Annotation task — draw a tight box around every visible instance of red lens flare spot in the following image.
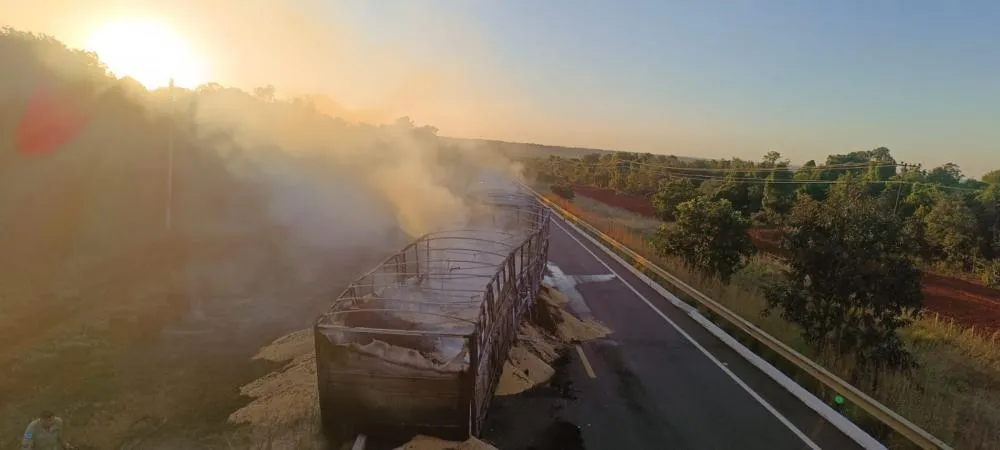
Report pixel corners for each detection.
[16,83,91,156]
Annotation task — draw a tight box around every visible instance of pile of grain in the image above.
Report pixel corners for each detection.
[495,343,557,395]
[494,283,610,396]
[541,286,611,343]
[393,434,498,450]
[228,329,320,448]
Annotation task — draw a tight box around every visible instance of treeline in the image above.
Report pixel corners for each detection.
[2,26,528,445]
[526,148,1000,382]
[1,28,252,300]
[0,27,493,314]
[526,149,1000,283]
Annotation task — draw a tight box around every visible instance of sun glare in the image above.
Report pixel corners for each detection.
[85,20,207,89]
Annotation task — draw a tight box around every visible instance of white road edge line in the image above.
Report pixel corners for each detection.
[551,215,886,450]
[552,219,819,449]
[553,218,821,448]
[351,434,367,450]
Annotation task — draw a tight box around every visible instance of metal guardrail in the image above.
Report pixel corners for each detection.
[528,187,951,450]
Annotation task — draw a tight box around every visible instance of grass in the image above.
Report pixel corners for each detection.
[541,188,1000,449]
[564,194,663,236]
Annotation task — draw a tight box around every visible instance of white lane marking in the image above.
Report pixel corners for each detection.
[551,218,822,450]
[551,215,885,449]
[576,344,597,378]
[352,434,367,450]
[543,261,615,318]
[574,274,617,284]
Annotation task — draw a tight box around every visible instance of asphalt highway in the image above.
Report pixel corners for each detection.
[482,214,866,450]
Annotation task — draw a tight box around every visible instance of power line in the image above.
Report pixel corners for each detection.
[166,78,175,232]
[543,158,910,173]
[659,172,981,192]
[539,159,984,192]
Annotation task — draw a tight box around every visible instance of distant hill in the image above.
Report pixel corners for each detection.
[443,137,705,163]
[442,137,616,159]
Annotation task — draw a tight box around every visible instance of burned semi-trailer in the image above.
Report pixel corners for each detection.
[313,188,550,443]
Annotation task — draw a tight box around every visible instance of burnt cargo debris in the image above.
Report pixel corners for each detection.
[314,188,550,441]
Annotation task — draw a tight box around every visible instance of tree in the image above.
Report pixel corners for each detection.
[624,166,657,196]
[926,163,964,187]
[253,84,276,102]
[922,195,978,268]
[650,197,756,283]
[700,175,756,215]
[551,183,575,200]
[762,182,922,385]
[652,179,701,221]
[393,116,416,129]
[196,82,225,93]
[901,185,945,261]
[824,147,895,176]
[982,260,1000,288]
[973,184,1000,259]
[982,169,1000,185]
[762,150,786,166]
[761,169,795,221]
[794,160,828,201]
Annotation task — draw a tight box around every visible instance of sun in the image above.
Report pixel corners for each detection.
[84,19,207,89]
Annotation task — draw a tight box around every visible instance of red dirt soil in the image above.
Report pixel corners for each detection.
[573,185,658,217]
[573,186,1000,332]
[748,229,786,258]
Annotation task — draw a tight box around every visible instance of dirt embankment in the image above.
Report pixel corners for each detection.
[573,185,1000,332]
[229,284,609,449]
[921,272,1000,332]
[572,186,657,217]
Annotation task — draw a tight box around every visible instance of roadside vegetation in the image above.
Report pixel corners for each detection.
[5,23,998,449]
[0,28,518,448]
[650,196,755,284]
[527,150,1000,449]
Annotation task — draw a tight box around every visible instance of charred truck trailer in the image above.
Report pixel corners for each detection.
[314,188,550,442]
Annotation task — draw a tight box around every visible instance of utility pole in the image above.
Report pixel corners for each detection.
[164,78,181,321]
[166,78,175,232]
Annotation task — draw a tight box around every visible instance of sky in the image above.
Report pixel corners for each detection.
[3,0,999,177]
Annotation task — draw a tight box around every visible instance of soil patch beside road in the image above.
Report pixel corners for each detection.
[572,186,656,217]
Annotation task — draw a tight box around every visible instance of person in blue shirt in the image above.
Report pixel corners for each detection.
[21,410,72,450]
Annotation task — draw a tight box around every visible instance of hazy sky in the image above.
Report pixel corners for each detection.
[4,0,998,176]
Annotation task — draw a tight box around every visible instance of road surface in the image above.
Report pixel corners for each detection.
[481,214,865,449]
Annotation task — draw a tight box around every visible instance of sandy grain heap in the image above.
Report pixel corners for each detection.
[392,434,498,450]
[227,329,320,448]
[495,284,610,395]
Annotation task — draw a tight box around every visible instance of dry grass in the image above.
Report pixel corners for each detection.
[541,190,1000,449]
[565,194,663,235]
[0,238,384,450]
